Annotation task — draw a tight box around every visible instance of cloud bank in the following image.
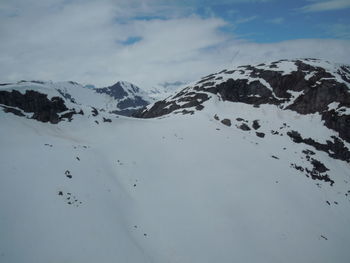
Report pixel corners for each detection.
[0,0,350,89]
[300,0,350,13]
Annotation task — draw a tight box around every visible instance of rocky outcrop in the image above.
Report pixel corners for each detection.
[96,83,128,100]
[96,81,150,116]
[134,92,209,118]
[0,90,77,123]
[287,130,350,163]
[135,59,350,143]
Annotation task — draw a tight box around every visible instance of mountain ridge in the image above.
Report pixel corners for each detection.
[0,80,153,120]
[135,58,350,142]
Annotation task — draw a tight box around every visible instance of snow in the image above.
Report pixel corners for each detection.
[327,102,350,116]
[1,94,350,263]
[281,90,305,108]
[328,102,340,111]
[300,59,350,88]
[255,60,298,75]
[1,59,350,262]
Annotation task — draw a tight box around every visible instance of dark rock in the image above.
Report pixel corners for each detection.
[256,132,265,138]
[96,82,149,110]
[111,108,141,117]
[134,92,209,118]
[103,117,112,122]
[65,170,72,179]
[311,159,329,173]
[195,105,204,111]
[302,149,315,155]
[57,89,75,103]
[95,83,128,100]
[252,120,261,130]
[181,109,194,115]
[287,130,350,163]
[214,114,219,120]
[291,163,304,172]
[238,123,251,131]
[0,90,74,123]
[291,161,334,186]
[91,107,98,116]
[321,235,328,240]
[322,109,350,143]
[117,96,149,109]
[221,119,231,127]
[1,105,25,116]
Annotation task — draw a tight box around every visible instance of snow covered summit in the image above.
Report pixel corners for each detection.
[96,81,152,116]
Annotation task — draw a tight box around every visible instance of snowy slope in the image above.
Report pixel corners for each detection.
[1,59,350,263]
[147,81,187,100]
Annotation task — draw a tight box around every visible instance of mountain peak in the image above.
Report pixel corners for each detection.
[135,59,350,162]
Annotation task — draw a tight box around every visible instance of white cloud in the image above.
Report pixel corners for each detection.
[0,0,350,90]
[300,0,350,12]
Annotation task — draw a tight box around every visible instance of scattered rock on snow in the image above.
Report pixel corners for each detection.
[221,119,231,127]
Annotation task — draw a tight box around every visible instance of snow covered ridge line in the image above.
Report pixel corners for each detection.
[135,59,350,142]
[0,80,153,121]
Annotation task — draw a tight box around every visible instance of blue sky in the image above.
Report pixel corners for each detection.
[124,0,350,43]
[210,0,350,42]
[0,0,349,88]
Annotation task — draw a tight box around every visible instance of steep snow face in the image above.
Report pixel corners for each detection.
[1,59,350,263]
[1,102,350,263]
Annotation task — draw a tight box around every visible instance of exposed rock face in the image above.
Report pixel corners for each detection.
[134,91,209,118]
[0,90,76,123]
[96,81,150,116]
[287,130,350,163]
[135,59,350,144]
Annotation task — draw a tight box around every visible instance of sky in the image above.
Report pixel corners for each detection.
[0,0,350,90]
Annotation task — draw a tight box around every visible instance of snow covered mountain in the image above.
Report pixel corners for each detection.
[0,80,152,120]
[96,81,153,116]
[1,59,350,263]
[136,58,350,161]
